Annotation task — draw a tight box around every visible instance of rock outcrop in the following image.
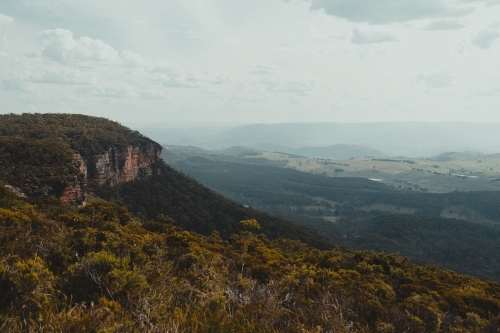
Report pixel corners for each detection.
[60,143,161,204]
[59,154,88,204]
[89,143,161,186]
[4,185,27,198]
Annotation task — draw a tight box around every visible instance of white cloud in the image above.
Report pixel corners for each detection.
[29,67,98,85]
[40,29,120,65]
[121,49,149,68]
[460,0,500,5]
[425,20,465,30]
[1,78,35,92]
[251,64,275,75]
[474,86,500,96]
[77,84,137,98]
[266,79,316,93]
[0,14,13,25]
[133,19,148,27]
[417,71,453,88]
[138,89,169,100]
[472,30,499,48]
[351,28,397,44]
[151,62,193,87]
[230,91,267,103]
[310,0,472,24]
[1,37,8,48]
[187,70,231,84]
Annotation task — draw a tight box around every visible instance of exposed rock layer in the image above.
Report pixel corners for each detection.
[59,154,88,204]
[90,144,161,186]
[60,144,161,204]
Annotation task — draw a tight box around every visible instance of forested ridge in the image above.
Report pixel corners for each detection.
[0,113,160,158]
[0,136,82,197]
[1,186,500,332]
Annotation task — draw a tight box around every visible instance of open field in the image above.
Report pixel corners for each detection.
[248,151,500,193]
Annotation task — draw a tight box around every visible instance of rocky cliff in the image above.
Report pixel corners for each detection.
[90,143,161,186]
[59,154,88,204]
[60,143,162,204]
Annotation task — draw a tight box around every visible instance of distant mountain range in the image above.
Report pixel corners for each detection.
[250,143,386,159]
[135,122,500,157]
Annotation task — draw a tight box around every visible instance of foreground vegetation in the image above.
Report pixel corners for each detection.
[1,186,500,332]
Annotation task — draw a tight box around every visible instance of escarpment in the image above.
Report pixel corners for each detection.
[0,113,163,204]
[89,143,161,186]
[60,143,162,204]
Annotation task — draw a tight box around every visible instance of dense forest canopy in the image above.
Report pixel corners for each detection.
[93,160,333,249]
[0,113,160,157]
[0,136,81,197]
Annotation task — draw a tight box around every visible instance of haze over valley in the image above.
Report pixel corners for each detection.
[136,122,500,157]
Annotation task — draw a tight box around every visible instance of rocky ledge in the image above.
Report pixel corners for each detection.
[60,143,162,204]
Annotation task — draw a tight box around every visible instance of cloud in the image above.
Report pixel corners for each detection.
[0,14,13,25]
[251,64,275,75]
[187,70,231,84]
[425,20,465,30]
[149,62,193,87]
[138,89,169,100]
[351,28,397,44]
[475,86,500,96]
[121,50,149,68]
[151,63,230,87]
[77,84,137,98]
[29,67,98,85]
[266,79,316,93]
[417,71,453,88]
[472,30,499,48]
[40,29,120,65]
[460,0,500,5]
[1,79,35,92]
[310,0,471,24]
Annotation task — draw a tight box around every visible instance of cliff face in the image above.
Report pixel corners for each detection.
[60,143,161,204]
[89,143,161,186]
[59,154,88,204]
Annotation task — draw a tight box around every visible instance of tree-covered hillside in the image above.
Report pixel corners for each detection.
[93,161,333,249]
[1,186,499,332]
[0,136,82,197]
[0,113,160,158]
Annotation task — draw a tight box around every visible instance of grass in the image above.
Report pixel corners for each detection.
[249,152,500,193]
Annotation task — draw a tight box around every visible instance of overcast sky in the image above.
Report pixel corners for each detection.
[0,0,499,124]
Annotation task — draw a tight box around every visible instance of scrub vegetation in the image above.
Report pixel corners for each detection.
[1,187,500,332]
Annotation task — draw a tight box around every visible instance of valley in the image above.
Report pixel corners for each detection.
[230,149,500,193]
[163,145,500,282]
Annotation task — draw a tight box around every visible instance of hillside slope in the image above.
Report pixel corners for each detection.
[0,187,499,332]
[0,113,332,249]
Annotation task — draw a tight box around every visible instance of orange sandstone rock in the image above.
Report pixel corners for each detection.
[60,144,161,204]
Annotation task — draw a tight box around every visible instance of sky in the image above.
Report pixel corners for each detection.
[0,0,500,125]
